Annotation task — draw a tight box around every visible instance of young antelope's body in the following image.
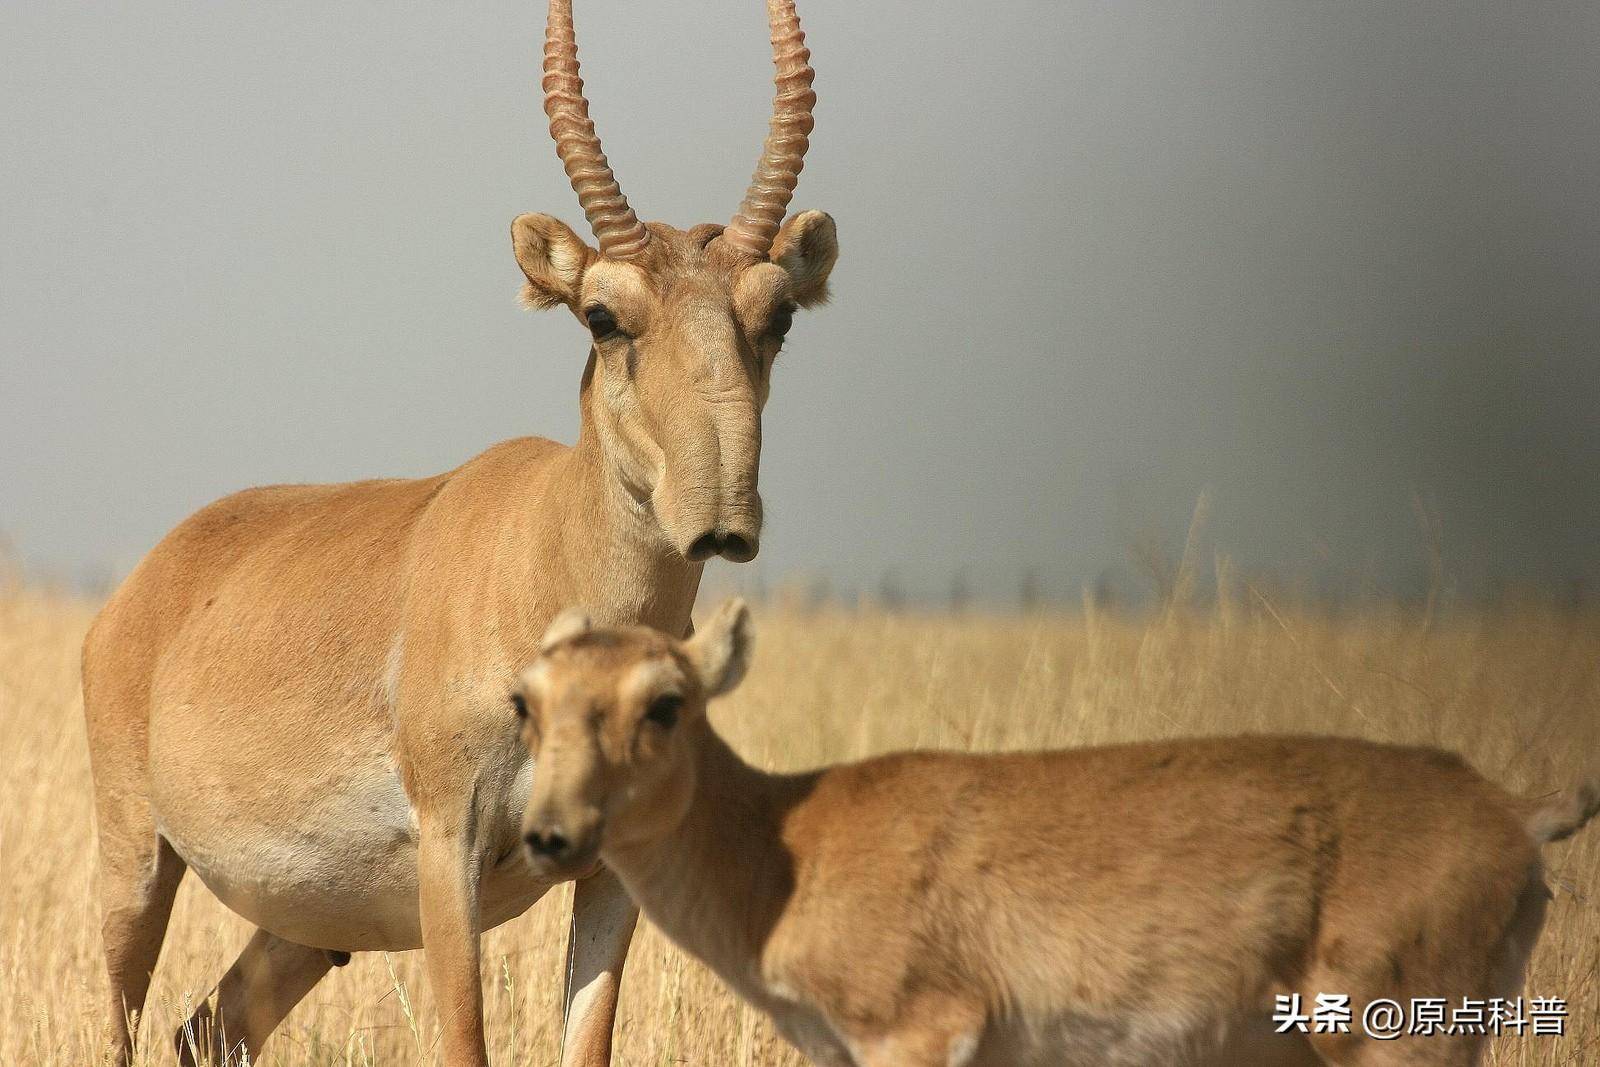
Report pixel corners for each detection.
[515,601,1598,1067]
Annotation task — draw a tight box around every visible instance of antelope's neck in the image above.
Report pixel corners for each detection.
[535,383,702,636]
[606,731,812,990]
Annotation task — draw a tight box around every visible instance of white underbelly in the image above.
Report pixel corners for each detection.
[152,732,548,951]
[153,744,420,948]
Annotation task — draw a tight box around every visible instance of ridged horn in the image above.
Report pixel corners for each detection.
[722,0,816,260]
[543,0,651,259]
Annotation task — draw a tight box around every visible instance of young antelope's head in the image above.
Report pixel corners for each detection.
[517,0,838,564]
[514,599,753,879]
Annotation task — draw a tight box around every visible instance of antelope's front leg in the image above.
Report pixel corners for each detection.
[560,866,639,1067]
[418,826,489,1067]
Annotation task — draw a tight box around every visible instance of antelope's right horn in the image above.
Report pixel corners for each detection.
[543,0,651,259]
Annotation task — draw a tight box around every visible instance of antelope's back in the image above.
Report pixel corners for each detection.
[81,470,454,810]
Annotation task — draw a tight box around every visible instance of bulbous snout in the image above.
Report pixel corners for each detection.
[652,376,764,564]
[662,483,763,564]
[685,527,760,564]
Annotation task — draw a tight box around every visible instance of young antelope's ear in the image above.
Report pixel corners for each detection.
[688,598,753,697]
[771,210,838,309]
[540,607,594,651]
[512,213,597,311]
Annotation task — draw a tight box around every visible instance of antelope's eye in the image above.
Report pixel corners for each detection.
[644,693,683,730]
[766,303,795,341]
[585,305,620,340]
[510,692,529,719]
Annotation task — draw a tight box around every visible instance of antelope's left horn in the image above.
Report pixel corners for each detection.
[543,0,651,259]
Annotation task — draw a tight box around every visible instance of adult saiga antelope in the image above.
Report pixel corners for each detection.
[81,2,837,1064]
[516,600,1598,1067]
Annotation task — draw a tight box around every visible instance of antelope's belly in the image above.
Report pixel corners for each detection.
[149,700,551,950]
[161,803,551,952]
[152,743,430,949]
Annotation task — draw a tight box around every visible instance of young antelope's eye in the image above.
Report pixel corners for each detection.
[585,305,619,340]
[510,692,529,719]
[644,693,683,730]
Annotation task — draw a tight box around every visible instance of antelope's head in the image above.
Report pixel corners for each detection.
[515,0,837,564]
[514,599,753,876]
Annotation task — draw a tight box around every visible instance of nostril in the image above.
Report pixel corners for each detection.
[720,533,756,562]
[524,828,570,858]
[686,532,722,561]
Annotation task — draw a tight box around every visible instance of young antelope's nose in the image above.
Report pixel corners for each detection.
[524,825,573,860]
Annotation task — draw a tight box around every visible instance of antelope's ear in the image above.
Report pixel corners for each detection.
[512,213,597,311]
[540,607,594,651]
[771,210,838,309]
[687,599,753,698]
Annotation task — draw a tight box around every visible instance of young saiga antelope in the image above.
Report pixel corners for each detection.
[514,600,1597,1067]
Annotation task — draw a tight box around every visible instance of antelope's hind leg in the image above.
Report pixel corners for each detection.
[1303,868,1552,1067]
[174,927,335,1065]
[96,827,186,1066]
[87,615,192,1064]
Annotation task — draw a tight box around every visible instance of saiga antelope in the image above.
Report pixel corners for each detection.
[80,2,837,1064]
[516,600,1599,1067]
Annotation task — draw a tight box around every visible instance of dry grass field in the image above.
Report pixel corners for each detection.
[1,578,1595,1065]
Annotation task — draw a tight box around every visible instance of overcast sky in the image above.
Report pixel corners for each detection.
[3,1,1597,604]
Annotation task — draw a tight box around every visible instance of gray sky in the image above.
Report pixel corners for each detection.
[3,1,1598,604]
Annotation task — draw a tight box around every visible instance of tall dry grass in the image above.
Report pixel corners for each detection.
[0,582,1595,1065]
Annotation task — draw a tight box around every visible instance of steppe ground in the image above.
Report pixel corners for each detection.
[1,580,1595,1065]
